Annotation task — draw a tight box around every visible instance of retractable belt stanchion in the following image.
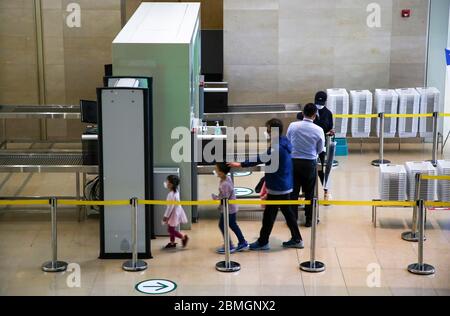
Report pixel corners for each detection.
[408,198,435,275]
[430,112,439,167]
[300,197,325,273]
[300,168,325,272]
[122,197,148,272]
[216,198,241,272]
[372,112,391,166]
[402,173,426,242]
[42,197,68,272]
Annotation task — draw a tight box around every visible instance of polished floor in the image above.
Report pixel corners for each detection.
[0,143,450,296]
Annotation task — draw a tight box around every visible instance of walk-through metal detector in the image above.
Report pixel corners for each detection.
[97,78,153,259]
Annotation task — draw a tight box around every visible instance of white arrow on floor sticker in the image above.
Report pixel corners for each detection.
[135,279,177,295]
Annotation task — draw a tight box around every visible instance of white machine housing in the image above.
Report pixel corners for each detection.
[350,90,373,138]
[379,164,407,201]
[405,161,437,201]
[374,89,399,138]
[416,87,440,138]
[396,88,420,138]
[327,88,349,138]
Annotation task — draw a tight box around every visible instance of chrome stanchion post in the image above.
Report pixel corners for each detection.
[408,199,435,275]
[402,173,426,242]
[300,198,325,273]
[42,197,68,272]
[372,112,391,166]
[216,198,241,272]
[122,197,148,272]
[431,112,439,167]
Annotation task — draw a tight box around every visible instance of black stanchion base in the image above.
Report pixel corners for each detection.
[401,231,426,242]
[371,159,391,167]
[408,263,435,275]
[41,261,68,273]
[216,261,241,273]
[299,261,326,273]
[122,260,148,272]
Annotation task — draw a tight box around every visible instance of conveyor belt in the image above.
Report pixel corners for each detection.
[0,153,97,173]
[0,104,80,119]
[0,153,82,165]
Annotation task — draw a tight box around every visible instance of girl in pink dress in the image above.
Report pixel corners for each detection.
[163,175,189,249]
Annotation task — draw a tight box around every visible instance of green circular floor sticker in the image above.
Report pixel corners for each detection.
[234,187,254,197]
[233,171,252,177]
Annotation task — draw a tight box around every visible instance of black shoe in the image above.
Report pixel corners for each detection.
[305,219,320,227]
[164,243,177,249]
[282,239,304,249]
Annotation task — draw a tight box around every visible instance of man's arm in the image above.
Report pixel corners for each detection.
[317,130,325,155]
[327,110,334,134]
[229,148,271,168]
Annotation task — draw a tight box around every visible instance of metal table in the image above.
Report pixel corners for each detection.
[0,104,81,149]
[0,152,98,221]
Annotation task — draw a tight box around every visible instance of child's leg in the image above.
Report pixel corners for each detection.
[172,228,184,240]
[228,213,246,245]
[218,213,233,246]
[218,213,225,235]
[168,226,176,244]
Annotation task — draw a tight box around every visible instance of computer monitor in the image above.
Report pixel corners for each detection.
[104,64,113,77]
[80,100,98,124]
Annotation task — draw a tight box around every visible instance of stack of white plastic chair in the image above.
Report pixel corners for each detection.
[436,160,450,202]
[374,89,398,138]
[416,87,440,138]
[327,88,349,138]
[405,161,437,201]
[379,164,407,201]
[350,90,373,138]
[396,88,420,138]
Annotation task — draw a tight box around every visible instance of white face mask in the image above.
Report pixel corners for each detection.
[316,104,325,110]
[264,131,271,140]
[163,181,168,189]
[213,170,218,177]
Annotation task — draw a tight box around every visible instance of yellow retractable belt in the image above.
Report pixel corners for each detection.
[385,113,433,118]
[318,200,415,207]
[334,114,378,119]
[138,200,221,206]
[333,113,442,119]
[229,200,311,206]
[421,175,450,181]
[58,200,130,206]
[0,200,49,206]
[425,201,450,208]
[1,199,449,208]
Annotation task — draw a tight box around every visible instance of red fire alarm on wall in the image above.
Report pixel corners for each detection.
[402,9,411,18]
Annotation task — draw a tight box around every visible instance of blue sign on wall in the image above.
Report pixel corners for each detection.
[446,48,450,66]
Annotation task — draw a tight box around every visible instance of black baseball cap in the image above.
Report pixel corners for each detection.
[315,91,327,106]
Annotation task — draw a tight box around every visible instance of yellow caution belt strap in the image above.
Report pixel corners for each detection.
[421,175,450,181]
[0,200,49,206]
[385,113,433,118]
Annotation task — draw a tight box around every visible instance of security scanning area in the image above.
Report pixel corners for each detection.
[1,0,450,301]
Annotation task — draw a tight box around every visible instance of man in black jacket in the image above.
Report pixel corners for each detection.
[314,91,334,201]
[297,91,335,201]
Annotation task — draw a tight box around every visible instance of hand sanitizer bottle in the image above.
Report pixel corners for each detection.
[215,121,222,135]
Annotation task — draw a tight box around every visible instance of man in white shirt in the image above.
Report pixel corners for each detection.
[287,103,325,227]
